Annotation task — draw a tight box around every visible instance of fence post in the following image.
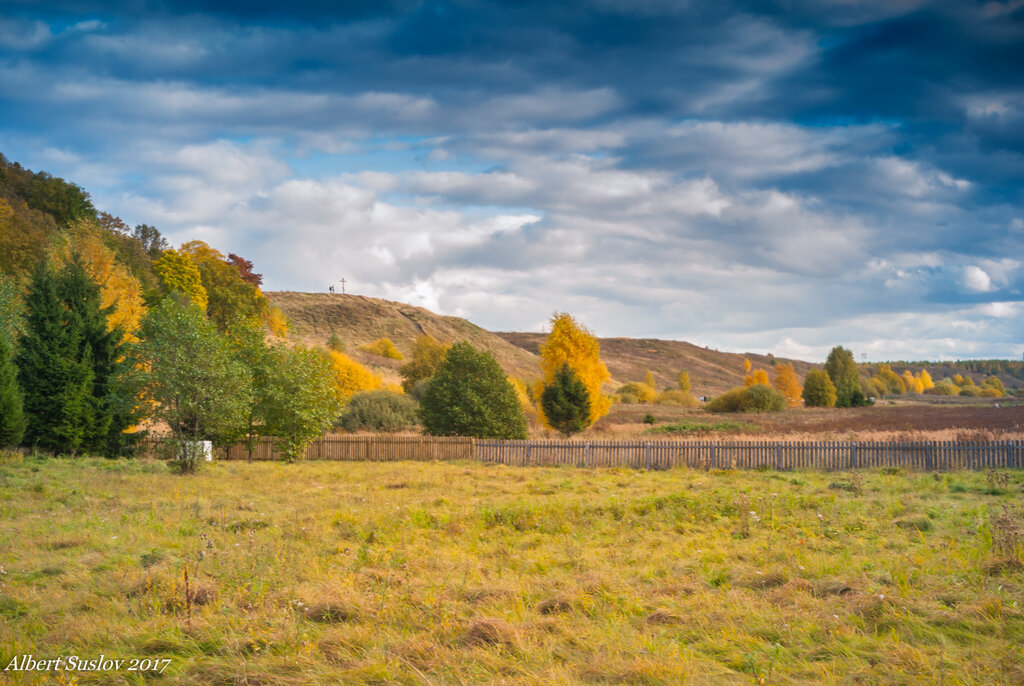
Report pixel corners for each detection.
[709,443,716,470]
[849,442,856,470]
[584,442,590,469]
[775,443,782,471]
[1006,441,1013,470]
[645,442,651,470]
[926,442,933,471]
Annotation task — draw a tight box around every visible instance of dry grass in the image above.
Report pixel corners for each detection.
[1,456,1023,684]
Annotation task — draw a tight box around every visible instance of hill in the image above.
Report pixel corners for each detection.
[496,332,818,396]
[266,291,815,396]
[265,291,542,381]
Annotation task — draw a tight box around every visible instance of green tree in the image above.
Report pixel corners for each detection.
[225,321,278,460]
[123,297,251,472]
[419,342,527,439]
[16,261,97,455]
[824,346,863,407]
[154,250,208,311]
[0,275,24,346]
[0,335,26,448]
[540,363,592,437]
[262,345,342,462]
[802,370,837,407]
[132,223,168,259]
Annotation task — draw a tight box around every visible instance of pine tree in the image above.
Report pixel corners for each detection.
[0,334,26,448]
[541,363,591,437]
[16,262,94,454]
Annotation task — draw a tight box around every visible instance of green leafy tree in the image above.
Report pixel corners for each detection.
[0,335,26,448]
[340,390,419,433]
[225,321,278,460]
[154,250,208,311]
[802,370,838,407]
[419,342,527,439]
[122,297,251,472]
[824,346,864,407]
[262,345,342,461]
[540,363,592,437]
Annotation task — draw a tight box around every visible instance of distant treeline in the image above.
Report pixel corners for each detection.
[881,360,1024,379]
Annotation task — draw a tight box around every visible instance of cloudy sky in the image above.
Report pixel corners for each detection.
[2,0,1023,361]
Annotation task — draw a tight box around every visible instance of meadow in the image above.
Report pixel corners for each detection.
[1,453,1023,685]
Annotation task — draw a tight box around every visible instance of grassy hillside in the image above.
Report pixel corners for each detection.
[266,291,542,380]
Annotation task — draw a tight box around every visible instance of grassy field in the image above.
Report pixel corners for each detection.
[2,454,1023,685]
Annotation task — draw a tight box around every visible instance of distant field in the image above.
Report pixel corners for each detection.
[2,455,1023,684]
[595,398,1024,442]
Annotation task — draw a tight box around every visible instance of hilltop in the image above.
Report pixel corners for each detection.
[265,291,542,381]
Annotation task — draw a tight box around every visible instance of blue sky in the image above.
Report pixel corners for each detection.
[2,0,1023,361]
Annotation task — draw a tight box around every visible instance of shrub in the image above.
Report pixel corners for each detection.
[959,385,984,397]
[642,413,656,425]
[616,382,656,404]
[340,390,419,433]
[932,379,959,396]
[326,333,345,352]
[359,338,403,360]
[707,384,785,413]
[654,389,699,407]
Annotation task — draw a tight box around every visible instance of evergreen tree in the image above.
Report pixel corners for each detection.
[419,342,527,439]
[16,261,94,454]
[540,363,591,437]
[0,335,26,448]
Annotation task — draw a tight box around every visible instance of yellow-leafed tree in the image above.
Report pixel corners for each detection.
[538,312,611,428]
[745,368,770,386]
[918,369,934,390]
[677,370,691,392]
[48,219,146,341]
[327,350,382,400]
[154,249,208,311]
[902,370,924,394]
[772,362,803,407]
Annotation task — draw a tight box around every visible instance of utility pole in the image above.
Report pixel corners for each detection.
[340,278,346,294]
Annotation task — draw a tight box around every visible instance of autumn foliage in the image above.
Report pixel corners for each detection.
[538,312,611,429]
[772,362,803,407]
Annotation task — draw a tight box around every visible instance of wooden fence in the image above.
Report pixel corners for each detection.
[139,436,1024,471]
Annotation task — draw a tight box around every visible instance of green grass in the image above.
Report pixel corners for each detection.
[644,420,759,435]
[1,454,1023,684]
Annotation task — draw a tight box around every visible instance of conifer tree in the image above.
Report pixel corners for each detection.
[0,335,26,448]
[16,261,94,454]
[541,363,591,437]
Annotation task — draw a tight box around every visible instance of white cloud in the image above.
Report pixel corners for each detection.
[963,265,994,292]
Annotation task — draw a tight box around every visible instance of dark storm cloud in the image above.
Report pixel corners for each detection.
[1,0,1022,359]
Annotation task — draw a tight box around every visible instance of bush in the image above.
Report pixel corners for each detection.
[959,385,984,397]
[340,390,419,433]
[642,413,656,425]
[707,384,785,413]
[359,338,403,360]
[654,389,699,407]
[616,382,656,404]
[326,333,345,352]
[932,379,959,396]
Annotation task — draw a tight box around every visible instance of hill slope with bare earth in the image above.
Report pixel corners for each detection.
[267,291,813,395]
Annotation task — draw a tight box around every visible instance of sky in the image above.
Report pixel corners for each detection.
[1,0,1023,362]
